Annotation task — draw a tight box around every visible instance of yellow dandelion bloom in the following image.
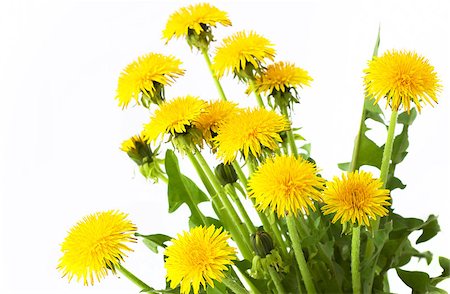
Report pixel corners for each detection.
[116,53,184,108]
[142,96,207,143]
[58,210,137,285]
[121,134,144,153]
[163,3,231,42]
[364,50,441,113]
[165,225,236,294]
[248,155,325,217]
[212,31,276,78]
[321,171,391,227]
[194,100,239,144]
[214,108,289,163]
[253,61,313,94]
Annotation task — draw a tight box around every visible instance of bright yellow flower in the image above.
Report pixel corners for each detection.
[253,61,313,94]
[58,210,136,285]
[142,96,207,143]
[163,3,231,42]
[116,53,184,108]
[248,155,325,217]
[214,108,289,163]
[321,171,391,227]
[212,31,276,78]
[194,100,239,144]
[121,134,144,153]
[165,225,236,294]
[364,50,441,113]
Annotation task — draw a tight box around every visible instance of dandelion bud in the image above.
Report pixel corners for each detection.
[251,228,274,257]
[214,163,238,186]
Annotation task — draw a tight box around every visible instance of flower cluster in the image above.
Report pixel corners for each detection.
[58,3,445,294]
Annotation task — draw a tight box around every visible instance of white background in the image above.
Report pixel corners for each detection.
[1,0,449,293]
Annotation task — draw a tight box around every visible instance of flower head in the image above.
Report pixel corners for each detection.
[321,171,391,227]
[253,61,313,94]
[194,100,238,145]
[58,210,137,285]
[121,134,165,181]
[364,50,441,113]
[214,108,289,163]
[248,155,325,217]
[142,96,207,143]
[116,53,184,108]
[212,31,275,79]
[165,225,236,294]
[163,3,231,49]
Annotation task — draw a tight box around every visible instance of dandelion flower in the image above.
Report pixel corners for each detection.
[163,3,231,42]
[212,31,275,78]
[253,61,313,94]
[116,53,184,108]
[58,210,137,285]
[214,108,289,163]
[142,96,207,143]
[248,155,325,217]
[364,50,441,113]
[321,171,391,227]
[165,225,236,294]
[194,100,238,144]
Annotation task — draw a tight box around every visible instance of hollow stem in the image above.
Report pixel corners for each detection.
[267,265,286,294]
[222,275,248,294]
[249,79,265,108]
[201,47,227,101]
[280,104,299,158]
[379,109,398,187]
[193,148,253,260]
[117,265,151,291]
[286,215,316,294]
[351,226,361,294]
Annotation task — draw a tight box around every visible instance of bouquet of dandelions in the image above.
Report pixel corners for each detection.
[57,3,449,294]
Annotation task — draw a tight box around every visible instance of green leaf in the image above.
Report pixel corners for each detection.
[386,176,406,191]
[164,149,209,215]
[354,131,383,169]
[338,162,350,171]
[397,108,418,126]
[396,268,431,293]
[431,257,450,286]
[136,233,172,254]
[417,215,440,244]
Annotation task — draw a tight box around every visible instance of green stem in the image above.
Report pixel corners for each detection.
[280,104,299,158]
[268,212,289,260]
[185,151,216,195]
[286,215,316,294]
[226,185,256,234]
[117,265,151,291]
[351,226,361,294]
[267,265,286,294]
[193,149,253,260]
[222,275,248,294]
[379,110,398,187]
[232,161,248,186]
[249,79,265,108]
[235,266,262,294]
[201,47,227,101]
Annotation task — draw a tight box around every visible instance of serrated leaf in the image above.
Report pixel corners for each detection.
[417,215,440,244]
[165,149,209,216]
[386,176,406,191]
[396,268,431,293]
[353,132,383,169]
[397,108,417,125]
[136,233,172,254]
